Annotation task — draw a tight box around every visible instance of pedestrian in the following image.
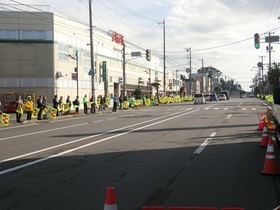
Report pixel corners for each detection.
[66,95,71,115]
[98,95,104,112]
[42,96,49,119]
[73,96,80,113]
[83,94,88,114]
[112,95,118,112]
[119,94,123,110]
[15,94,23,123]
[53,95,59,116]
[58,96,63,115]
[25,95,33,120]
[90,95,95,114]
[37,95,43,120]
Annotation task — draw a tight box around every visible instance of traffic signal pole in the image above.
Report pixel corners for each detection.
[122,44,126,98]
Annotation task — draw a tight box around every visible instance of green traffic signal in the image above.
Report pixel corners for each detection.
[254,33,260,49]
[145,49,151,61]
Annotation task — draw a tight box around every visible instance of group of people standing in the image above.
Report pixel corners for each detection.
[13,93,126,123]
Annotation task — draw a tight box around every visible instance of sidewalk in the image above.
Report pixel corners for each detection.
[0,108,116,127]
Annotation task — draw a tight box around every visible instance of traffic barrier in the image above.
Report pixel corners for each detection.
[257,112,265,130]
[104,186,117,210]
[273,205,280,210]
[259,123,269,147]
[142,207,165,210]
[168,208,218,210]
[221,208,245,210]
[262,141,280,175]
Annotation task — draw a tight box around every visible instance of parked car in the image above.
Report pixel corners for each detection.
[204,93,211,101]
[221,90,229,100]
[218,94,227,101]
[209,94,218,101]
[194,93,206,104]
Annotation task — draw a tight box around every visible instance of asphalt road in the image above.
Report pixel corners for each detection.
[0,96,280,210]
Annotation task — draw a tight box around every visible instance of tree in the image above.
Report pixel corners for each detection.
[197,66,222,78]
[138,77,144,88]
[151,82,161,100]
[267,62,280,91]
[133,88,143,100]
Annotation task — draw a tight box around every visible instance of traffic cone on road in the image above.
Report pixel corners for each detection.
[257,112,265,130]
[104,187,117,210]
[259,122,269,147]
[262,141,280,175]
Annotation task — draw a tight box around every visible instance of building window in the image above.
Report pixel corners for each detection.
[22,30,33,40]
[5,30,17,40]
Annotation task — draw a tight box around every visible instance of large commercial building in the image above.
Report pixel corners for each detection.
[0,4,171,108]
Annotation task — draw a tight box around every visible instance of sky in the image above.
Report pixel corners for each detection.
[2,0,280,91]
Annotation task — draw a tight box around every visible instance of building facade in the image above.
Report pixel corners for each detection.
[0,5,167,108]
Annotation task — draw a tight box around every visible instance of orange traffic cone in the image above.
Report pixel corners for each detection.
[262,141,280,175]
[258,112,265,130]
[104,187,117,210]
[259,122,269,147]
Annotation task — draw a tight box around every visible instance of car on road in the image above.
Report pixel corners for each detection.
[204,93,211,101]
[194,93,206,104]
[209,94,218,101]
[218,94,227,101]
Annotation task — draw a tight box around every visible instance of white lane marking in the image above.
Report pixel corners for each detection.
[193,132,217,155]
[242,108,247,110]
[226,114,232,119]
[252,108,256,111]
[107,118,117,121]
[224,108,228,110]
[0,109,200,175]
[0,123,88,142]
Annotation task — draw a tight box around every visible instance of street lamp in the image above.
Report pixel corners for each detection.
[69,50,79,97]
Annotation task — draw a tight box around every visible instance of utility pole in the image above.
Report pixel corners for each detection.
[186,48,192,95]
[89,0,95,99]
[158,20,166,96]
[122,44,126,98]
[201,58,204,93]
[163,20,166,96]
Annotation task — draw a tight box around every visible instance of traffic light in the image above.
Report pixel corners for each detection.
[119,77,123,84]
[254,33,260,49]
[145,49,151,61]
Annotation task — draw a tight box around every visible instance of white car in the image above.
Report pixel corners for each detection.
[194,93,206,104]
[218,94,227,101]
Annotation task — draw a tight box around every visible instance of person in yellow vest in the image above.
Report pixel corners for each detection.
[15,94,23,123]
[25,95,34,120]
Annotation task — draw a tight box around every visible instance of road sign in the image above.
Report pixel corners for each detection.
[131,51,141,57]
[257,62,262,68]
[186,68,190,73]
[88,68,95,76]
[72,73,77,81]
[265,35,279,43]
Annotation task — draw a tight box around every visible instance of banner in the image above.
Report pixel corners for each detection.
[32,108,40,119]
[1,113,10,126]
[50,108,57,119]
